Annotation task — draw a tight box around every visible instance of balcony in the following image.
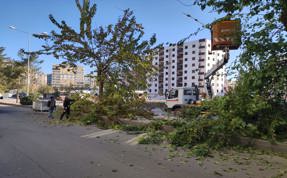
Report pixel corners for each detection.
[199,45,205,49]
[199,65,205,68]
[198,59,205,62]
[199,52,205,55]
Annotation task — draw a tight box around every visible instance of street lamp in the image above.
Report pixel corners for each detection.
[9,25,31,96]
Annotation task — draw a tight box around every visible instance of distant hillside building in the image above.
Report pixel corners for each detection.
[148,39,226,98]
[52,64,84,89]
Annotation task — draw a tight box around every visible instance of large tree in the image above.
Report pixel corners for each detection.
[0,47,7,92]
[191,0,287,104]
[2,59,26,102]
[34,0,157,100]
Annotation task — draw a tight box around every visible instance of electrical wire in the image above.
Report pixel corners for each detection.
[175,0,193,6]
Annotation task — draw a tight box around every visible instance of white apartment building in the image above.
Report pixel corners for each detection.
[148,38,226,98]
[52,64,84,89]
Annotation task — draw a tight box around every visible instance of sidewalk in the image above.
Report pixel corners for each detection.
[0,98,31,108]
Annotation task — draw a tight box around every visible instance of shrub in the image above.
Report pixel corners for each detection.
[20,96,33,105]
[138,131,165,144]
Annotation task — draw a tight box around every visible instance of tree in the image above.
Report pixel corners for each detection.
[18,49,44,92]
[0,47,7,92]
[191,0,287,103]
[2,59,26,102]
[190,0,287,139]
[34,0,157,101]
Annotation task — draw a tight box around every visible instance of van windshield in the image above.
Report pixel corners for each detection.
[184,89,193,95]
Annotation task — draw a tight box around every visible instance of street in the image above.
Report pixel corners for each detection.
[0,104,211,178]
[1,104,286,178]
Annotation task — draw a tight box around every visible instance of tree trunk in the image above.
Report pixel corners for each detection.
[16,89,19,103]
[98,79,104,101]
[97,69,104,101]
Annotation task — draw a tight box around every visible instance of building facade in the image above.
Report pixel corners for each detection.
[148,39,226,98]
[52,64,84,89]
[47,74,52,86]
[84,75,96,89]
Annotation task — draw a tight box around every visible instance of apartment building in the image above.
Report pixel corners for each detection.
[84,75,96,89]
[148,39,226,98]
[52,64,84,89]
[47,74,52,86]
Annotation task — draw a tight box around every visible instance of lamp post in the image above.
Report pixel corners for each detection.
[9,25,30,96]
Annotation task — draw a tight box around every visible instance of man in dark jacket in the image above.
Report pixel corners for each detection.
[48,96,56,119]
[60,96,72,120]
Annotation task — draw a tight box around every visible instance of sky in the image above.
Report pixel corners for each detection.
[0,0,240,75]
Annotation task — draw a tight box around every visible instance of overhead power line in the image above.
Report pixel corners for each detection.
[175,0,193,6]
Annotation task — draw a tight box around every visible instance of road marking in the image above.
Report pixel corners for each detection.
[125,133,147,145]
[81,129,119,138]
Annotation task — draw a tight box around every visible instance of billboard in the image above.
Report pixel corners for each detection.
[211,20,241,50]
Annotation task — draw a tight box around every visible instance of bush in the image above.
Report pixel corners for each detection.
[20,96,33,105]
[138,131,165,144]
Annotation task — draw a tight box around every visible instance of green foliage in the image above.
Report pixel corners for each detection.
[34,0,158,100]
[20,96,33,105]
[138,131,165,144]
[191,143,210,157]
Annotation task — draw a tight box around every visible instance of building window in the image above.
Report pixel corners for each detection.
[192,57,195,60]
[172,66,175,69]
[165,67,168,69]
[155,62,158,65]
[184,64,188,67]
[192,51,195,54]
[172,48,175,51]
[207,57,210,60]
[172,54,175,57]
[172,77,175,80]
[172,60,175,63]
[155,84,157,87]
[172,83,174,86]
[185,52,188,55]
[155,89,157,92]
[165,83,168,86]
[184,70,187,74]
[172,72,175,74]
[166,72,168,75]
[192,76,195,79]
[184,83,187,86]
[207,63,210,66]
[192,70,195,73]
[166,55,168,58]
[166,78,168,81]
[185,58,188,61]
[184,77,187,80]
[192,63,195,67]
[213,58,215,61]
[192,44,196,48]
[149,89,151,92]
[166,49,168,52]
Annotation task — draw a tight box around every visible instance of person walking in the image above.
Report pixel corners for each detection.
[60,96,72,120]
[48,96,56,119]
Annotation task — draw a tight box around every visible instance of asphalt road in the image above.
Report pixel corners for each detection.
[0,104,217,178]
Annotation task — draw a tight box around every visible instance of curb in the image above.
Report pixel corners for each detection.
[238,137,287,154]
[0,102,32,108]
